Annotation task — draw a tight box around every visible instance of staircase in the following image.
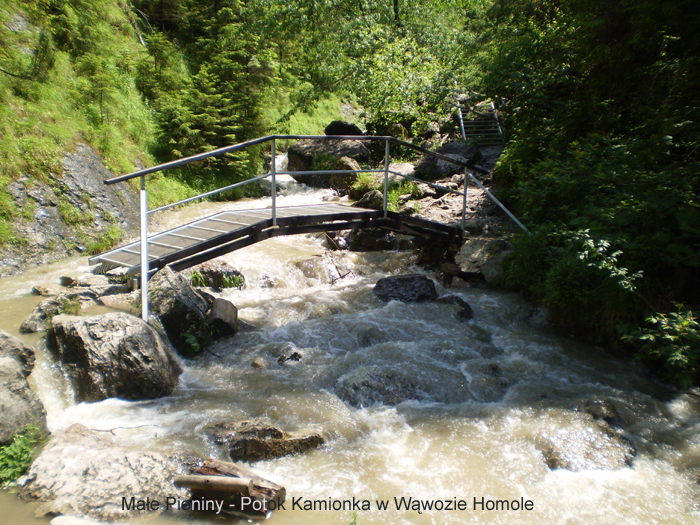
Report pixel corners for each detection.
[457,101,503,146]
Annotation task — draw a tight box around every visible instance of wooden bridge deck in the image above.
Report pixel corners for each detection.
[89,203,461,275]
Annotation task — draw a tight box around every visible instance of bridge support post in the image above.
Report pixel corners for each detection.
[462,168,468,236]
[140,175,149,321]
[271,138,277,226]
[383,140,390,217]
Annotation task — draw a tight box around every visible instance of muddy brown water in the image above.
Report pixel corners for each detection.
[1,187,700,524]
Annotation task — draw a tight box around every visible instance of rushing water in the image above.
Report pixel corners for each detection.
[2,172,700,525]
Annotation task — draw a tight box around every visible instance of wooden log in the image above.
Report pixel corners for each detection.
[184,458,286,520]
[175,474,253,494]
[190,458,287,504]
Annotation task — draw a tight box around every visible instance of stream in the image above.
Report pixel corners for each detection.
[2,165,700,524]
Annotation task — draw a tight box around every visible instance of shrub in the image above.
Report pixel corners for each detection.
[0,425,44,484]
[623,305,700,387]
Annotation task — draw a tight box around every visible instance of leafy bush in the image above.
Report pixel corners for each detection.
[0,425,44,484]
[623,305,700,387]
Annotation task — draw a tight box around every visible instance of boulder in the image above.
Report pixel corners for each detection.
[437,295,474,320]
[32,284,63,296]
[252,357,269,369]
[455,238,512,283]
[0,342,48,446]
[0,331,36,374]
[148,266,211,355]
[324,121,364,136]
[373,274,438,303]
[335,367,426,407]
[75,274,110,287]
[183,260,244,292]
[287,139,370,183]
[414,142,482,180]
[20,424,184,521]
[208,298,238,336]
[535,413,635,471]
[347,228,413,252]
[47,313,182,402]
[20,291,100,334]
[211,421,324,462]
[353,189,384,210]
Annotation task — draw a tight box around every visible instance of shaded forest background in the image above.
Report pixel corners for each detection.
[1,0,699,385]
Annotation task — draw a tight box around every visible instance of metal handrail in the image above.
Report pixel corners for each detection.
[104,134,489,185]
[106,134,485,320]
[455,104,528,232]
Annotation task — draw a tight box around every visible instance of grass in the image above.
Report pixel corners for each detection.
[58,198,94,226]
[0,425,44,484]
[86,224,124,255]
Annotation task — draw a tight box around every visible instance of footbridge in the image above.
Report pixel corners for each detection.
[91,133,524,320]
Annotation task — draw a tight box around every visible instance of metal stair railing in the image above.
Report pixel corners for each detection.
[103,134,491,321]
[455,104,529,233]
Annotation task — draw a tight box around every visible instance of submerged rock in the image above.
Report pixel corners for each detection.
[148,266,211,355]
[535,413,635,471]
[0,332,48,446]
[437,294,474,320]
[47,312,182,402]
[373,274,438,303]
[211,421,324,462]
[20,424,184,521]
[335,366,427,407]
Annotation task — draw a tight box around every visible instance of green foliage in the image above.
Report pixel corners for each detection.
[182,332,201,355]
[86,225,124,255]
[387,180,422,212]
[500,228,644,345]
[0,425,44,484]
[60,297,81,316]
[350,173,377,200]
[190,269,244,291]
[190,270,206,288]
[347,512,360,525]
[622,305,700,388]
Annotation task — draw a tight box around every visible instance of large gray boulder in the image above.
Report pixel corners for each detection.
[20,424,184,521]
[0,332,48,446]
[47,313,182,402]
[455,238,512,283]
[287,139,370,188]
[373,274,438,303]
[148,266,211,355]
[414,141,481,180]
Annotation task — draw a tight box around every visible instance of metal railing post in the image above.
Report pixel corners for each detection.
[457,104,467,143]
[462,168,468,235]
[383,140,390,217]
[139,176,149,321]
[271,138,277,226]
